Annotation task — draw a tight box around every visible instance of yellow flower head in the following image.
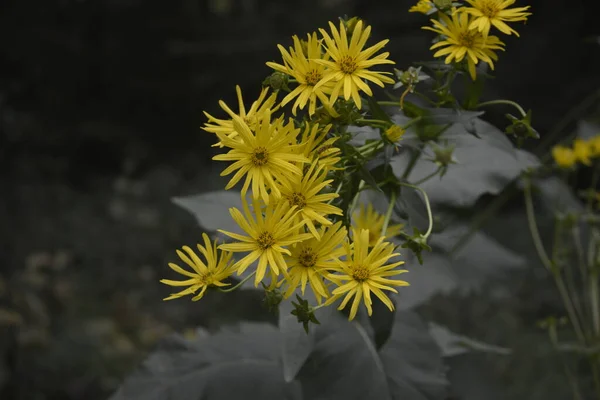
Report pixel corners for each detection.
[423,11,505,80]
[353,203,404,246]
[326,228,409,320]
[297,123,341,170]
[384,125,406,142]
[283,221,348,304]
[218,198,313,287]
[462,0,531,37]
[266,32,337,116]
[573,138,593,166]
[315,19,395,109]
[409,0,434,14]
[279,161,344,239]
[202,85,277,146]
[213,111,310,204]
[551,145,577,169]
[160,233,235,301]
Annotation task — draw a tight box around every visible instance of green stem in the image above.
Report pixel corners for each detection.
[398,182,433,239]
[356,118,389,127]
[401,116,423,130]
[548,324,584,400]
[349,180,366,219]
[401,144,424,180]
[476,99,527,117]
[328,181,344,205]
[219,271,256,293]
[381,191,397,238]
[377,101,400,107]
[412,167,441,185]
[591,272,600,337]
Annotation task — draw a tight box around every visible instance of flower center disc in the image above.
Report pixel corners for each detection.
[339,55,358,74]
[252,147,269,166]
[480,0,500,17]
[287,192,307,209]
[305,70,322,86]
[298,247,318,268]
[351,265,370,282]
[458,31,477,48]
[257,231,275,250]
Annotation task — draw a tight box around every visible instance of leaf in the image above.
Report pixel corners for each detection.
[428,323,511,357]
[279,299,315,382]
[390,118,540,208]
[110,323,301,400]
[172,190,243,233]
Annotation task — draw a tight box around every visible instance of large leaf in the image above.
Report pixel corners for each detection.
[279,298,315,383]
[172,190,243,233]
[390,118,539,208]
[110,323,301,400]
[428,323,511,357]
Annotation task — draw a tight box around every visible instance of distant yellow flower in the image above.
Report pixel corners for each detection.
[423,11,505,80]
[283,222,348,303]
[202,85,277,146]
[218,199,313,287]
[551,145,577,169]
[160,233,235,301]
[384,125,405,142]
[353,203,404,246]
[297,123,341,170]
[573,139,593,166]
[279,161,343,239]
[213,111,309,204]
[326,228,409,320]
[462,0,531,37]
[409,0,434,14]
[315,20,395,110]
[266,33,337,116]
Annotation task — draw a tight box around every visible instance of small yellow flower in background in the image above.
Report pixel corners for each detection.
[213,111,309,204]
[384,125,406,142]
[279,161,344,239]
[202,85,277,146]
[423,11,505,80]
[353,203,404,246]
[218,199,313,287]
[297,123,342,169]
[266,33,337,116]
[551,145,577,169]
[283,221,348,304]
[573,138,593,166]
[461,0,531,37]
[326,228,409,320]
[409,0,434,14]
[160,233,235,301]
[315,19,395,110]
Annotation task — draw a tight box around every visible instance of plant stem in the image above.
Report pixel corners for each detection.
[476,99,527,117]
[356,118,389,127]
[381,190,397,238]
[591,271,600,337]
[350,180,366,218]
[412,167,441,185]
[398,182,433,238]
[377,101,400,107]
[219,271,257,292]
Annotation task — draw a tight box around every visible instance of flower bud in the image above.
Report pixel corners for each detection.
[384,125,406,143]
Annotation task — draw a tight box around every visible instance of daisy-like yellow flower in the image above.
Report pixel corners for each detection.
[573,138,593,166]
[279,161,343,239]
[297,123,341,170]
[315,20,395,110]
[552,145,577,169]
[160,233,235,301]
[283,221,348,303]
[202,85,278,146]
[423,11,505,80]
[326,228,409,320]
[218,198,313,287]
[462,0,531,37]
[409,0,434,14]
[353,203,404,247]
[213,111,310,204]
[266,33,337,116]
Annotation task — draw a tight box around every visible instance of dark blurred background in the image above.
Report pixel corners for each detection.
[1,0,599,399]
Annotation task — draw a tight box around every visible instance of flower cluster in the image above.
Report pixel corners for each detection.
[552,135,600,169]
[415,0,531,80]
[161,18,409,322]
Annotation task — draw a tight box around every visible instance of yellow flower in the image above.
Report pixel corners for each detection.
[218,198,313,287]
[423,11,505,80]
[202,85,277,146]
[314,20,395,110]
[326,228,409,320]
[297,123,341,170]
[160,233,235,301]
[266,33,337,116]
[213,111,310,204]
[573,138,593,166]
[588,135,600,158]
[353,203,404,247]
[279,161,343,239]
[384,125,405,142]
[551,145,577,169]
[462,0,531,37]
[409,0,434,14]
[283,221,348,303]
